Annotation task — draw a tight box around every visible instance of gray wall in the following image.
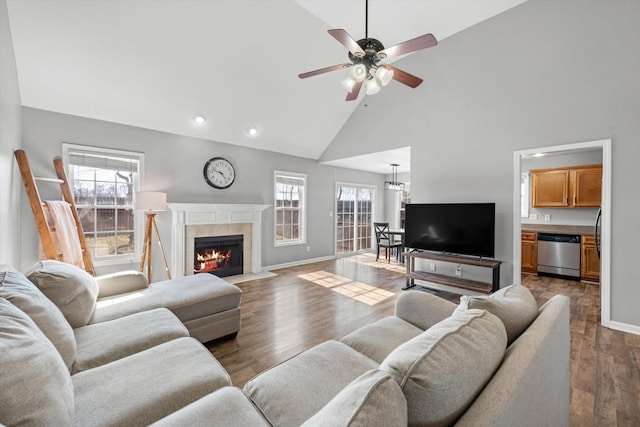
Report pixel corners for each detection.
[522,150,603,226]
[19,107,385,280]
[322,0,640,328]
[0,0,22,268]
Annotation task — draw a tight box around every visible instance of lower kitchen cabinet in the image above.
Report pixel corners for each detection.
[521,231,538,274]
[581,235,600,282]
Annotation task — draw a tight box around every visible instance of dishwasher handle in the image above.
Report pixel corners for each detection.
[537,233,581,244]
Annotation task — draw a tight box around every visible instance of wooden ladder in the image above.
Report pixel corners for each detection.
[14,149,96,276]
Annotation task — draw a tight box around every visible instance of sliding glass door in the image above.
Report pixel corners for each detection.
[336,184,375,255]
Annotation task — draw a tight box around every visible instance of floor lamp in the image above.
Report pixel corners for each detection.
[135,191,171,282]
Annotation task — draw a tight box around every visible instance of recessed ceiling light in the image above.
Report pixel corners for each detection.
[247,126,259,136]
[193,114,206,125]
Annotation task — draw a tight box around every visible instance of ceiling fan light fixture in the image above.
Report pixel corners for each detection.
[365,78,381,95]
[375,66,394,86]
[350,63,367,82]
[341,77,356,92]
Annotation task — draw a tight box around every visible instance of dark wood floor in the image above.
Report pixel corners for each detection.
[207,253,640,427]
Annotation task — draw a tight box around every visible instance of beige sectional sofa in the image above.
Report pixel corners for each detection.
[1,264,570,427]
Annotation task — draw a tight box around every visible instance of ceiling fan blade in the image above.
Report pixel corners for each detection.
[377,33,437,59]
[298,63,350,79]
[328,29,366,57]
[345,80,363,101]
[385,65,423,88]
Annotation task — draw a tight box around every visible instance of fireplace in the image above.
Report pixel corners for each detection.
[194,235,243,277]
[168,203,269,277]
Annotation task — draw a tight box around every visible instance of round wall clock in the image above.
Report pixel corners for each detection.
[203,157,236,189]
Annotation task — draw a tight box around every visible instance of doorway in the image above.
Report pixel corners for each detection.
[513,139,611,327]
[335,184,375,255]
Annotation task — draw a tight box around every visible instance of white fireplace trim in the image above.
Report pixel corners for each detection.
[168,203,270,277]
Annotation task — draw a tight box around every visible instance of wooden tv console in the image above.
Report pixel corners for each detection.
[403,251,501,294]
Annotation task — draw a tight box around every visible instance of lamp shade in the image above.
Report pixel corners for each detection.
[375,66,394,86]
[350,64,367,82]
[365,78,381,95]
[135,191,167,211]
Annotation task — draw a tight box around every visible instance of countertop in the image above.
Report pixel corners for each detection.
[521,224,594,236]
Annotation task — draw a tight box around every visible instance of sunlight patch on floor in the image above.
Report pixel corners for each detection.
[344,252,406,273]
[298,270,395,305]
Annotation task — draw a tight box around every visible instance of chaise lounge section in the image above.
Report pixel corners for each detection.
[26,260,242,343]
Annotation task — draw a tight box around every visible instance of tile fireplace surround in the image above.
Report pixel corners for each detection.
[168,203,270,277]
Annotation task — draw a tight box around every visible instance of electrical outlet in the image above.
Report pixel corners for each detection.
[544,214,551,221]
[529,213,538,220]
[455,265,462,276]
[306,246,311,252]
[429,263,436,272]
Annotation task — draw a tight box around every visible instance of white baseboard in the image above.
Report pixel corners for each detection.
[607,320,640,336]
[262,255,336,272]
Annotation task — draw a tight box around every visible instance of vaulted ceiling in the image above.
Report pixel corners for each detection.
[6,0,526,172]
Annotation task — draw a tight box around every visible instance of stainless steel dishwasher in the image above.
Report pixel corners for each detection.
[537,233,581,279]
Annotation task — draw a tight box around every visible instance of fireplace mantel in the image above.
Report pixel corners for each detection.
[168,203,270,277]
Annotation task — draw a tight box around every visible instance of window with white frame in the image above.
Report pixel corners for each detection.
[274,171,306,246]
[63,144,143,261]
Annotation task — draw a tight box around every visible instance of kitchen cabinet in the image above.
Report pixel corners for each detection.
[581,235,600,282]
[530,164,602,208]
[521,231,537,274]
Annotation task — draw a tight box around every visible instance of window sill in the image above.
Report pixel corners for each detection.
[274,240,306,248]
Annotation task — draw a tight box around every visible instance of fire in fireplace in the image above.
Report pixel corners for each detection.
[194,235,243,277]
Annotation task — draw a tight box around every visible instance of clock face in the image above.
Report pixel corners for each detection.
[203,157,235,189]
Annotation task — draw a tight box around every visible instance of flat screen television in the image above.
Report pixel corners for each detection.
[404,203,495,258]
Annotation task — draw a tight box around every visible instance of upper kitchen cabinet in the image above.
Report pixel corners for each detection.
[531,164,602,208]
[572,166,603,207]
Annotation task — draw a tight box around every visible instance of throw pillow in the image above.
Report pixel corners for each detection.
[0,298,74,425]
[0,271,76,370]
[380,309,507,427]
[454,284,539,345]
[27,260,99,327]
[302,370,407,427]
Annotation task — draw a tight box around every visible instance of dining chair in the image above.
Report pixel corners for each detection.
[374,222,403,263]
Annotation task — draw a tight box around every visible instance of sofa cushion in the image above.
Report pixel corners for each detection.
[72,308,189,374]
[27,260,99,327]
[92,273,242,324]
[151,387,271,426]
[302,369,407,427]
[94,270,149,298]
[243,340,378,427]
[454,284,539,345]
[72,336,231,426]
[341,316,424,363]
[380,309,507,427]
[0,271,76,370]
[0,298,74,426]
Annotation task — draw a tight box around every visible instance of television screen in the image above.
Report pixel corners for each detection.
[404,203,495,258]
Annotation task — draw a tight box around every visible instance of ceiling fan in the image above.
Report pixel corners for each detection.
[298,0,438,101]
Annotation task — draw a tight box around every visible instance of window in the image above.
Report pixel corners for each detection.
[400,184,411,229]
[63,144,143,262]
[275,171,306,246]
